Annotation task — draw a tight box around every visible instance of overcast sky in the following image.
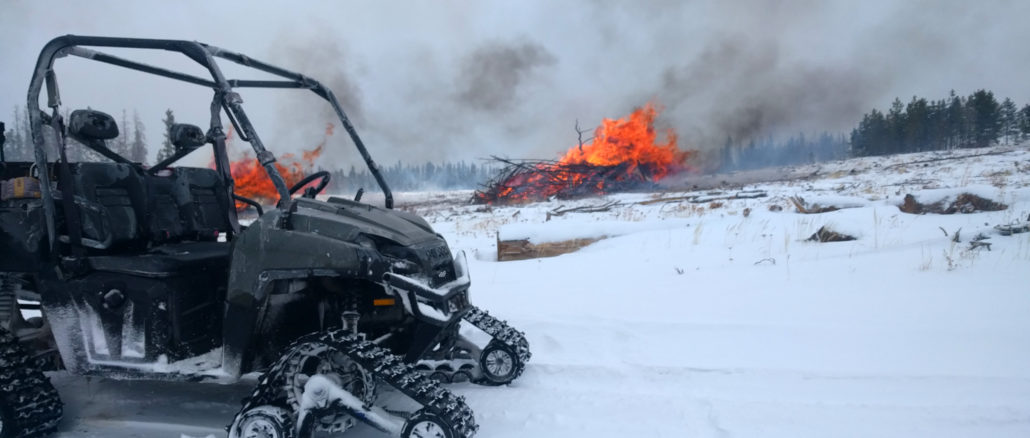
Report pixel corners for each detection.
[2,0,1029,170]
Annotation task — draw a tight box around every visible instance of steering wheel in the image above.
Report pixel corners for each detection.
[289,170,331,198]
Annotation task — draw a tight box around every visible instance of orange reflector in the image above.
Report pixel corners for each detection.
[373,298,396,306]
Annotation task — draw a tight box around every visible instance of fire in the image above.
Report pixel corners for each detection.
[476,102,692,204]
[559,102,685,178]
[228,123,332,209]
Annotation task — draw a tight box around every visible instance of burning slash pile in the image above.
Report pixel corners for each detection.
[473,102,693,204]
[227,123,333,209]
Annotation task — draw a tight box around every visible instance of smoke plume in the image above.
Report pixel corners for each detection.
[456,40,557,112]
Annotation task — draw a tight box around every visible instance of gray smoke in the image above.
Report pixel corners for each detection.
[596,0,1030,169]
[456,41,557,112]
[264,31,365,159]
[263,35,560,167]
[4,1,1026,171]
[656,35,888,150]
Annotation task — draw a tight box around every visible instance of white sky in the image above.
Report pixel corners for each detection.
[2,0,1029,170]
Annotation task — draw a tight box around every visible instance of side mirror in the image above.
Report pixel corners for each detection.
[68,109,118,142]
[170,124,206,151]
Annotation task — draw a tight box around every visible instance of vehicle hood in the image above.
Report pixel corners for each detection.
[282,197,440,248]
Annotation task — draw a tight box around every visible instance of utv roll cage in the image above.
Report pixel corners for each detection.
[26,35,394,251]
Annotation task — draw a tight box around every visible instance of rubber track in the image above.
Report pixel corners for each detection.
[234,330,478,438]
[0,327,63,438]
[0,275,18,330]
[463,306,531,385]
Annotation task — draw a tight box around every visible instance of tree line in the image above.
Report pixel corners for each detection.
[718,132,850,172]
[2,106,152,164]
[326,161,501,194]
[5,92,1030,184]
[850,90,1030,157]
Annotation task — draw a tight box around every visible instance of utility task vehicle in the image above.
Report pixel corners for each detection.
[0,35,529,438]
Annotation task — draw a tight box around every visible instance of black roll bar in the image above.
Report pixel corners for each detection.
[26,35,394,250]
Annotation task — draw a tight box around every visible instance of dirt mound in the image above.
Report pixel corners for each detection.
[899,193,1007,215]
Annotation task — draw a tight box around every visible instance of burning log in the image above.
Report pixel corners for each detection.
[473,102,693,204]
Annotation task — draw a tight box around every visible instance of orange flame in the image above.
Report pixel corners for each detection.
[228,123,332,209]
[479,102,691,204]
[559,102,687,179]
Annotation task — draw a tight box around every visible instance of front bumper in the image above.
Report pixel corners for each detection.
[383,250,471,326]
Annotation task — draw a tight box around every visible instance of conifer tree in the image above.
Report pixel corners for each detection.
[1000,98,1018,145]
[131,110,147,163]
[967,90,1000,148]
[1019,104,1030,142]
[156,109,176,162]
[111,109,131,157]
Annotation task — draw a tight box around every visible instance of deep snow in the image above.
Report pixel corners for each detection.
[48,145,1030,437]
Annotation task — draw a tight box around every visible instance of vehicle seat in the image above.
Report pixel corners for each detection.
[176,168,235,241]
[88,241,231,278]
[72,162,148,249]
[145,172,190,243]
[71,165,236,277]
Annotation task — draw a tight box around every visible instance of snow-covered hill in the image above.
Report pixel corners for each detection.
[51,145,1030,437]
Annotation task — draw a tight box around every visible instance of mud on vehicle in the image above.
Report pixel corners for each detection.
[0,35,529,438]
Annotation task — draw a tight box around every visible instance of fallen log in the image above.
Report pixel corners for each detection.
[497,235,603,261]
[882,149,1009,171]
[995,222,1030,236]
[547,201,622,220]
[637,190,767,206]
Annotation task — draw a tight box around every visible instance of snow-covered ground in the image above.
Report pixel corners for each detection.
[50,145,1030,437]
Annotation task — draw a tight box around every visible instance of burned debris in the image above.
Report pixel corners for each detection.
[806,226,857,243]
[899,193,1008,214]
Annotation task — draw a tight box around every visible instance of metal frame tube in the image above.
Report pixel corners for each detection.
[26,35,395,251]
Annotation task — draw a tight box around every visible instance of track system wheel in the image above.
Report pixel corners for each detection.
[281,342,376,434]
[476,340,520,386]
[451,369,473,383]
[402,410,456,438]
[429,371,450,383]
[228,405,295,438]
